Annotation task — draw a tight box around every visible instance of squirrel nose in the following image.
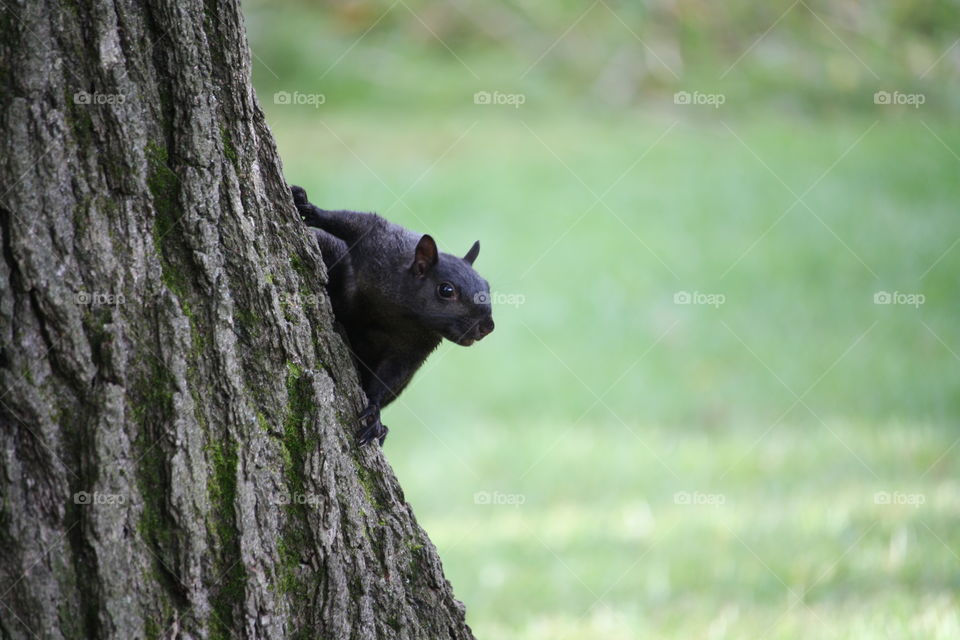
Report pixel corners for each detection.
[478,318,495,337]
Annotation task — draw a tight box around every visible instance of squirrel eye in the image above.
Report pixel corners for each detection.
[437,283,456,299]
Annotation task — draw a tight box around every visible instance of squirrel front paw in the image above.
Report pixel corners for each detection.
[290,184,308,205]
[357,404,389,446]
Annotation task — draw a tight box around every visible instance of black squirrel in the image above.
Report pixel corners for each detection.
[290,185,495,446]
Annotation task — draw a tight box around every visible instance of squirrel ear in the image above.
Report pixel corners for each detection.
[464,240,480,265]
[411,234,439,276]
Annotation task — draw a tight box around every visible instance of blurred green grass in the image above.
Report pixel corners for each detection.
[245,1,960,637]
[277,111,959,427]
[272,109,960,639]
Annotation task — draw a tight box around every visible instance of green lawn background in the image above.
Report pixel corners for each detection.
[246,2,960,636]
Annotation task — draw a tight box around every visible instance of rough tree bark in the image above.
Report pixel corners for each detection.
[0,1,475,638]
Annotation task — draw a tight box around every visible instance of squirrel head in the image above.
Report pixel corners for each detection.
[406,234,494,346]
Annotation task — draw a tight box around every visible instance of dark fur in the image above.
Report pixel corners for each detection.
[291,185,494,445]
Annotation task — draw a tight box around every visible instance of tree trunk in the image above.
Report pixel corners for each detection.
[0,1,474,638]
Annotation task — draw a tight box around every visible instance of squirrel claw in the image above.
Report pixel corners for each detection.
[290,184,308,205]
[357,421,388,447]
[357,405,388,446]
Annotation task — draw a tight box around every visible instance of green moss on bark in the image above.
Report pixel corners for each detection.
[206,440,247,639]
[146,141,189,298]
[131,357,185,620]
[275,362,315,621]
[220,125,237,166]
